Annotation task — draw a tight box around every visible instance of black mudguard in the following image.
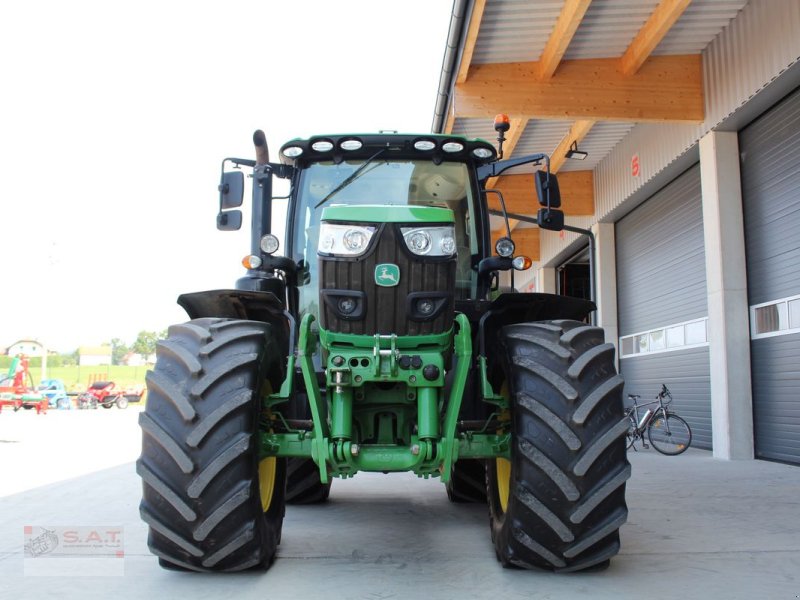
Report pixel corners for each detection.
[456,292,596,357]
[177,289,293,380]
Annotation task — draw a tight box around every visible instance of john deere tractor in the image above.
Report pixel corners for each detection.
[137,122,630,573]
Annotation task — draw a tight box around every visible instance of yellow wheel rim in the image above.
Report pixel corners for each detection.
[496,382,511,513]
[258,457,277,512]
[496,457,511,513]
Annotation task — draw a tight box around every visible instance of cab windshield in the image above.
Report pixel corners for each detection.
[289,159,479,318]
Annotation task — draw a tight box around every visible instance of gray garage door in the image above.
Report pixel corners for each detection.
[615,164,712,449]
[740,86,800,465]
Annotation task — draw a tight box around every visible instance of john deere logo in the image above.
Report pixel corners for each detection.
[375,264,400,287]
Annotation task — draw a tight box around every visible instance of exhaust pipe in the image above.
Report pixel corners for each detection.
[254,129,269,166]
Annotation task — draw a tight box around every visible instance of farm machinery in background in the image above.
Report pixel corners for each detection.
[0,356,48,413]
[76,380,144,409]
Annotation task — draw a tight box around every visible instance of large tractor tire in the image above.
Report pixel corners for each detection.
[486,321,630,572]
[137,318,287,572]
[446,460,488,503]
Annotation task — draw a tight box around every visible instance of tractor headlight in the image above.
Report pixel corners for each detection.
[401,226,456,257]
[260,234,280,255]
[495,236,515,257]
[318,223,376,257]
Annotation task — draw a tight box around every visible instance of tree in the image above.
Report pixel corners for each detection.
[111,338,129,366]
[132,330,164,359]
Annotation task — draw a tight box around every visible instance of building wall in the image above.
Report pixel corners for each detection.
[539,0,800,266]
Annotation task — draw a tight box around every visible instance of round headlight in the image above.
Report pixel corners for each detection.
[282,146,303,158]
[414,140,436,151]
[405,230,431,254]
[440,235,456,255]
[312,140,334,152]
[343,229,368,252]
[495,237,515,257]
[473,147,494,159]
[442,141,464,153]
[340,139,363,151]
[260,234,279,255]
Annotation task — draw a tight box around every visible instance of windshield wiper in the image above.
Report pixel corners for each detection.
[314,148,387,209]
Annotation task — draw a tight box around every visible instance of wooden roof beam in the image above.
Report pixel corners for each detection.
[454,54,703,122]
[538,0,593,80]
[456,0,487,84]
[620,0,692,76]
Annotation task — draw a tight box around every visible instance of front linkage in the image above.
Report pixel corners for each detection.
[261,312,510,483]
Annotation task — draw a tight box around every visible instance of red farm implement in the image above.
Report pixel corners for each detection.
[0,356,48,414]
[76,381,143,410]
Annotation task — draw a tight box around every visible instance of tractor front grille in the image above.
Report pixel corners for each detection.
[319,224,456,336]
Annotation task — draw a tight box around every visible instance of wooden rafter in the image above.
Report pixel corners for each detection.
[443,109,456,135]
[620,0,692,76]
[456,0,487,84]
[538,0,592,80]
[453,55,703,122]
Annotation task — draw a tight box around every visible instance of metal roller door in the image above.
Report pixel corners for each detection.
[740,86,800,465]
[615,164,712,449]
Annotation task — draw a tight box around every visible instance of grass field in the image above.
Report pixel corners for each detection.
[29,365,151,392]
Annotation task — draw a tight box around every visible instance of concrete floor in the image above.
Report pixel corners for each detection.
[1,408,798,599]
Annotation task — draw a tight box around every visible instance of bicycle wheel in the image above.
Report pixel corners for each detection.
[647,414,691,455]
[625,414,637,450]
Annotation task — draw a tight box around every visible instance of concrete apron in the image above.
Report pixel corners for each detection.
[1,443,798,599]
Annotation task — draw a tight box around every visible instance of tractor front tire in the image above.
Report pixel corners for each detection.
[487,321,630,572]
[137,318,287,572]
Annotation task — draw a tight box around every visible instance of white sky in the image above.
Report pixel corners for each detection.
[0,0,453,352]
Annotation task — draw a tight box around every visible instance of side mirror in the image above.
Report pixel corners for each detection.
[219,171,245,209]
[216,210,242,231]
[534,171,561,208]
[537,208,564,231]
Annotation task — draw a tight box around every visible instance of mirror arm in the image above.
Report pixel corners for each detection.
[477,153,549,182]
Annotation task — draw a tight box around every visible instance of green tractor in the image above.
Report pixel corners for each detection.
[137,123,630,573]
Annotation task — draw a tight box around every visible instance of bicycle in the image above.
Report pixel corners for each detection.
[625,384,692,455]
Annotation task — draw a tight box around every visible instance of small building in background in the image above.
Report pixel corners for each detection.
[78,345,112,367]
[121,351,155,367]
[4,339,45,357]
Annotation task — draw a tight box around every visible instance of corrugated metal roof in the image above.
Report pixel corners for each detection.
[471,0,748,64]
[565,0,660,60]
[452,117,635,173]
[654,0,749,55]
[514,119,573,155]
[450,117,496,141]
[558,121,637,172]
[471,0,563,64]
